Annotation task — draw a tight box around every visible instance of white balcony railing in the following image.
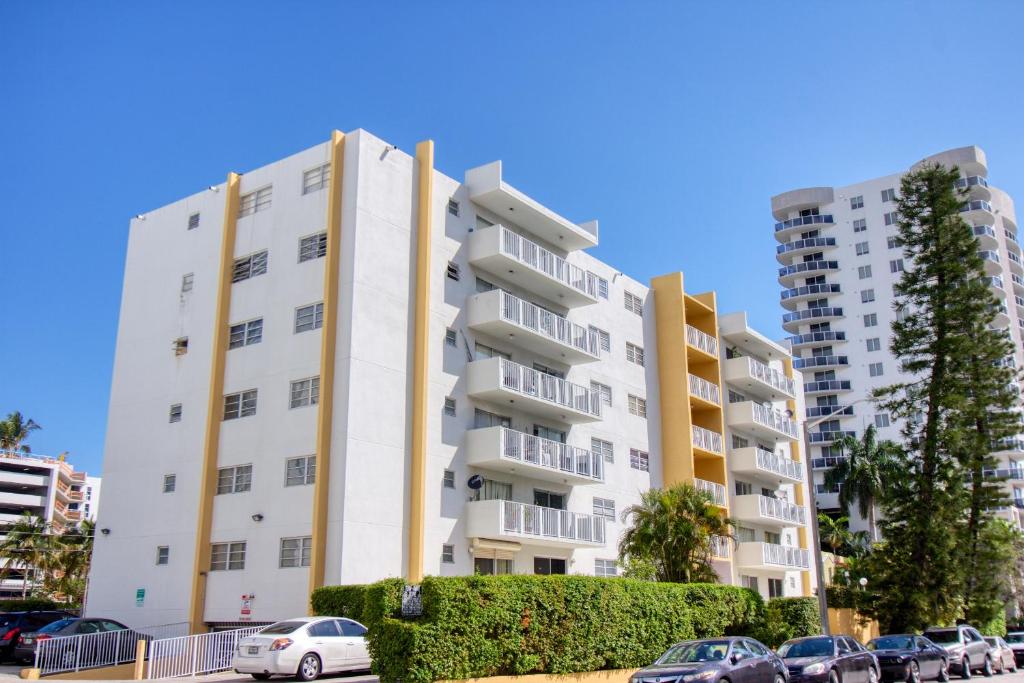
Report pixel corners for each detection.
[758,495,807,525]
[746,357,796,396]
[754,448,804,481]
[762,542,810,569]
[498,358,602,418]
[500,500,606,544]
[695,478,727,506]
[498,227,598,299]
[751,403,799,438]
[688,374,721,405]
[498,427,604,482]
[710,535,731,559]
[498,290,599,357]
[692,425,724,454]
[686,324,719,357]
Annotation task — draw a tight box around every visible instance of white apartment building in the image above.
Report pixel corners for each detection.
[87,129,818,630]
[772,145,1023,534]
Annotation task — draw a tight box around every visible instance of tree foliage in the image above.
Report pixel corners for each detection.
[0,513,93,604]
[825,426,900,539]
[0,412,41,452]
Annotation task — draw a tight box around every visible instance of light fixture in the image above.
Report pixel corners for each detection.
[208,185,220,192]
[100,528,111,535]
[251,513,264,522]
[134,214,146,220]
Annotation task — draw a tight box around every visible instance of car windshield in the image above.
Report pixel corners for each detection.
[259,621,305,635]
[657,641,731,664]
[779,638,833,658]
[1006,634,1024,644]
[38,619,76,634]
[925,630,959,644]
[869,637,914,651]
[984,638,998,647]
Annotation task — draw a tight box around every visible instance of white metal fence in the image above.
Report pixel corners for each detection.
[498,427,603,481]
[691,425,723,454]
[147,626,264,679]
[498,358,601,417]
[35,628,143,676]
[499,290,598,356]
[500,500,605,544]
[498,227,597,298]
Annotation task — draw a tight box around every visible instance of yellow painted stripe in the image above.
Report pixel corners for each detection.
[188,172,240,634]
[408,140,434,583]
[308,131,345,601]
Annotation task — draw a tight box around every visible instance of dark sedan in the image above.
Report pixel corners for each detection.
[1005,633,1024,667]
[780,635,880,683]
[631,637,787,683]
[14,617,136,665]
[867,635,949,682]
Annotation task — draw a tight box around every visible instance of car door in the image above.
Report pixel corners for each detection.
[848,637,875,681]
[965,629,987,668]
[335,619,369,670]
[728,639,757,683]
[915,637,941,679]
[744,639,777,682]
[307,620,345,671]
[836,637,864,683]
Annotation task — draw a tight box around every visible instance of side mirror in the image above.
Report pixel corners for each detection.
[731,653,742,665]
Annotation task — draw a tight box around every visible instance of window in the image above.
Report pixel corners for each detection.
[625,342,644,367]
[299,232,328,262]
[279,537,312,568]
[188,212,200,230]
[732,434,749,449]
[446,261,460,281]
[591,437,614,463]
[474,408,511,429]
[864,313,878,327]
[285,455,316,486]
[290,377,320,409]
[850,196,864,210]
[887,236,902,249]
[168,403,183,423]
[593,497,615,520]
[853,218,867,233]
[216,465,252,494]
[181,273,194,293]
[591,381,612,407]
[628,394,647,418]
[866,337,881,352]
[855,241,870,256]
[162,474,176,493]
[476,341,511,360]
[735,481,753,496]
[210,542,246,571]
[447,199,460,216]
[861,289,875,303]
[858,265,872,279]
[302,164,331,195]
[881,188,897,202]
[595,559,618,577]
[476,277,496,293]
[229,318,263,349]
[443,470,455,489]
[444,397,456,417]
[890,258,905,273]
[768,578,784,598]
[589,326,611,353]
[624,291,643,316]
[884,211,899,226]
[445,329,457,348]
[173,337,189,356]
[869,362,884,377]
[156,546,169,566]
[629,448,649,471]
[441,544,455,564]
[597,277,609,300]
[534,557,566,575]
[295,302,324,333]
[238,186,272,216]
[232,250,269,282]
[874,413,891,428]
[223,389,258,419]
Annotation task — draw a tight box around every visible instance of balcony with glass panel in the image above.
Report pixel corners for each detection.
[467,289,600,364]
[778,260,840,286]
[465,426,604,485]
[961,200,995,224]
[776,237,838,262]
[727,401,799,441]
[812,455,848,470]
[804,379,852,395]
[1005,230,1021,254]
[806,405,854,420]
[1012,274,1024,295]
[955,175,992,202]
[973,224,999,249]
[808,430,857,445]
[466,357,601,423]
[735,542,810,572]
[774,214,835,240]
[465,499,606,549]
[710,535,731,560]
[1008,250,1024,275]
[730,446,804,485]
[788,330,847,350]
[988,276,1007,298]
[780,283,842,310]
[722,356,796,402]
[978,250,1002,276]
[793,355,849,371]
[732,494,807,528]
[782,307,844,332]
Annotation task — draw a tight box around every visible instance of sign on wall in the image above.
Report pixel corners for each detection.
[240,594,255,621]
[135,588,145,607]
[401,585,422,617]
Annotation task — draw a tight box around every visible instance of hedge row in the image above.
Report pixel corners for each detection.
[312,577,820,683]
[0,599,78,612]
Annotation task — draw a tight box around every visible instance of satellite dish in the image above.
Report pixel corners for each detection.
[467,474,484,490]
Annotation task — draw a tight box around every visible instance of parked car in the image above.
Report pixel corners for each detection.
[922,626,993,679]
[630,637,787,683]
[779,635,880,683]
[0,612,73,661]
[13,617,136,665]
[867,635,949,682]
[232,617,370,681]
[983,637,1016,674]
[1004,633,1024,668]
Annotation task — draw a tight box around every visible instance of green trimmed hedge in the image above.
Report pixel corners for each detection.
[757,598,821,647]
[0,599,78,613]
[309,583,368,620]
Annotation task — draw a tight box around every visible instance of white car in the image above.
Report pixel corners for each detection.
[232,616,371,681]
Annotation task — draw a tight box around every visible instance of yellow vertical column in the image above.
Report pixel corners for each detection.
[408,140,434,583]
[188,172,241,634]
[784,357,813,597]
[651,273,695,487]
[308,131,346,602]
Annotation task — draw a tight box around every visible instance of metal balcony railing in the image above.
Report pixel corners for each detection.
[695,478,727,506]
[788,331,846,346]
[751,403,799,438]
[955,175,989,190]
[754,448,804,480]
[776,237,837,255]
[500,500,605,544]
[497,290,598,356]
[793,355,849,369]
[497,427,604,482]
[498,358,601,417]
[779,261,840,278]
[757,496,807,525]
[686,324,718,356]
[762,543,811,569]
[974,225,997,240]
[497,226,598,298]
[961,199,993,213]
[781,283,842,301]
[783,307,844,324]
[692,425,724,454]
[809,430,857,444]
[744,357,796,395]
[804,379,852,393]
[774,214,835,232]
[812,455,848,469]
[805,405,854,418]
[710,535,731,559]
[688,374,721,405]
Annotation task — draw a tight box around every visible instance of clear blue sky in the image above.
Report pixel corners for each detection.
[3,1,1023,474]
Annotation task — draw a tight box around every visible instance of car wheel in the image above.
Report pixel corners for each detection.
[296,653,321,682]
[939,659,950,682]
[908,660,921,683]
[963,658,973,680]
[870,665,879,683]
[251,675,272,681]
[983,657,994,678]
[830,669,841,683]
[775,675,785,683]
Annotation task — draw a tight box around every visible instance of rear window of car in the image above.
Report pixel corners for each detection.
[38,619,76,634]
[1006,634,1024,644]
[925,630,959,644]
[0,614,16,629]
[779,638,833,658]
[259,621,304,635]
[869,636,914,650]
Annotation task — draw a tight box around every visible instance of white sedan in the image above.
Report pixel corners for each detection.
[232,616,371,681]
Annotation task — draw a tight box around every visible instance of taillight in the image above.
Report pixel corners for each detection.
[2,629,18,642]
[269,638,292,651]
[36,635,51,642]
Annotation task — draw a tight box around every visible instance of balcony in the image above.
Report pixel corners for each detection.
[722,356,796,401]
[979,250,1001,276]
[695,478,727,507]
[736,542,810,571]
[774,214,835,239]
[809,430,857,445]
[812,455,848,470]
[468,225,598,307]
[780,283,841,309]
[467,289,600,364]
[692,425,724,456]
[983,467,1024,481]
[686,324,718,358]
[1009,251,1024,275]
[776,237,837,262]
[804,379,852,394]
[1013,274,1024,294]
[727,401,799,441]
[467,357,601,424]
[973,224,999,249]
[793,355,848,370]
[806,405,854,419]
[788,330,846,350]
[688,374,721,406]
[782,307,844,332]
[988,276,1007,298]
[955,175,990,196]
[465,499,605,548]
[465,426,604,485]
[960,199,994,219]
[0,491,46,508]
[710,535,731,560]
[778,260,840,286]
[730,447,804,484]
[1006,230,1021,254]
[732,494,807,527]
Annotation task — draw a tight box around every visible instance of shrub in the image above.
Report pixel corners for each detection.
[757,597,821,647]
[310,584,369,621]
[0,599,77,612]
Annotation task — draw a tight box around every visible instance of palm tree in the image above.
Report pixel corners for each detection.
[825,425,900,541]
[0,412,42,453]
[45,521,94,604]
[618,482,734,583]
[817,513,851,555]
[0,514,50,598]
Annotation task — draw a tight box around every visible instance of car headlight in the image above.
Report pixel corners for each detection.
[803,663,826,675]
[683,670,718,681]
